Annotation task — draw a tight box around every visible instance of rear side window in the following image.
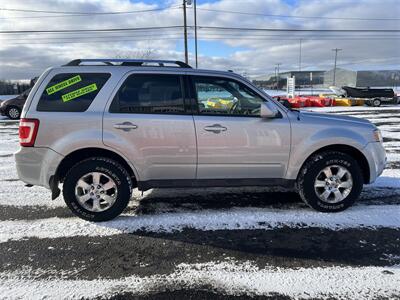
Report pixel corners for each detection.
[109,74,185,114]
[37,73,110,112]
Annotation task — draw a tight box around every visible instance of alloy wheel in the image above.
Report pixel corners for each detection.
[314,165,353,203]
[74,172,118,212]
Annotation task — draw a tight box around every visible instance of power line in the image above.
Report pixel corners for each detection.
[194,7,400,21]
[1,26,399,34]
[198,26,400,33]
[0,26,184,34]
[6,35,399,46]
[0,6,180,19]
[2,5,398,22]
[0,6,178,15]
[2,35,400,43]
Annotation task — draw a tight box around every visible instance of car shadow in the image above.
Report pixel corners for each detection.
[127,187,303,215]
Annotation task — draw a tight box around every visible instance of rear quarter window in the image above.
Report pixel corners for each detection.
[37,73,110,112]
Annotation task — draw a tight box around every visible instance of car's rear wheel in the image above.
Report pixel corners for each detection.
[296,151,363,212]
[6,106,21,119]
[63,157,132,221]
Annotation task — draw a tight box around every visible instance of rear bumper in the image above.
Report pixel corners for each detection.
[15,146,64,189]
[362,142,386,184]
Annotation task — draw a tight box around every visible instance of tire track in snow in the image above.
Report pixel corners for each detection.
[1,261,399,300]
[0,205,400,243]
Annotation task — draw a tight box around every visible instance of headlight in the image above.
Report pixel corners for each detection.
[373,129,383,143]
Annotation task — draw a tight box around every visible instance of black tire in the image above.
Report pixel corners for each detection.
[296,151,363,212]
[372,98,381,107]
[63,157,133,221]
[5,106,21,120]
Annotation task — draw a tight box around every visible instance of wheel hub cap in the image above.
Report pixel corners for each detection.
[314,165,353,204]
[74,172,118,212]
[9,108,19,118]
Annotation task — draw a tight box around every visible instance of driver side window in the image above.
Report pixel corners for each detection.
[193,76,264,116]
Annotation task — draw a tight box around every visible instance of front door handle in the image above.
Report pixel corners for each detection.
[204,124,227,134]
[113,122,138,131]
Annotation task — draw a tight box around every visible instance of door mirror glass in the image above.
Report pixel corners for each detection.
[260,102,279,118]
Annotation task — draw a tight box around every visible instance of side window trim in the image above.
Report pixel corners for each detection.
[190,74,266,118]
[108,73,191,115]
[184,75,197,114]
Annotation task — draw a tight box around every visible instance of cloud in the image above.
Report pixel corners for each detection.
[0,0,399,79]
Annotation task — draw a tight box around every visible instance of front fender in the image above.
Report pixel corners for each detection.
[285,127,369,180]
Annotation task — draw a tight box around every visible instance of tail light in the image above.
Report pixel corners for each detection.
[19,118,40,147]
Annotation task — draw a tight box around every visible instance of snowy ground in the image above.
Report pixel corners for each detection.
[0,106,400,299]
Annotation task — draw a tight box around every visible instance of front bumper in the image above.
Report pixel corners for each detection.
[0,105,6,115]
[15,146,64,189]
[362,142,386,184]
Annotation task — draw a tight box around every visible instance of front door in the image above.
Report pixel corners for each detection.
[103,73,196,181]
[191,75,291,179]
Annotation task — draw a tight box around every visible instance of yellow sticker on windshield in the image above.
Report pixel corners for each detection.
[46,75,81,95]
[62,84,97,102]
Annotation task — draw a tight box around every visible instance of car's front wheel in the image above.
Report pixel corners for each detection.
[372,98,381,107]
[296,151,363,212]
[63,157,133,221]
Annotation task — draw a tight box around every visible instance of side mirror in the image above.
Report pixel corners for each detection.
[260,102,279,118]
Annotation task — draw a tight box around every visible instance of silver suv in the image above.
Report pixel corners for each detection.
[15,59,386,221]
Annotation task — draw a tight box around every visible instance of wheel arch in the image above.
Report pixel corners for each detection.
[297,144,370,184]
[56,147,138,185]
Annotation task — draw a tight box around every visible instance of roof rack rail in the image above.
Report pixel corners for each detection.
[64,59,192,68]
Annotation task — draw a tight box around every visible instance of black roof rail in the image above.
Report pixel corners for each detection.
[63,59,192,68]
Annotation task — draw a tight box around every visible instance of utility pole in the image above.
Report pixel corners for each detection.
[274,67,277,90]
[194,0,198,68]
[276,63,281,90]
[332,48,342,86]
[299,39,302,72]
[183,0,189,64]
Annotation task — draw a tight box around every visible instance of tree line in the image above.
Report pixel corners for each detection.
[0,79,35,95]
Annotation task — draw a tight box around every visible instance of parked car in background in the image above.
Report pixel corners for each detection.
[0,88,31,119]
[15,59,386,221]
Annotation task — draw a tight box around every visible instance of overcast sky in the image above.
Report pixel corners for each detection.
[0,0,399,80]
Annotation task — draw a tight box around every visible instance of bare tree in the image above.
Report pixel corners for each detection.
[115,48,155,60]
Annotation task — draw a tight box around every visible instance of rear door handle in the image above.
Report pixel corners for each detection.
[204,124,227,134]
[113,122,138,131]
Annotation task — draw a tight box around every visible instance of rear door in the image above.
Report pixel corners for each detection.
[190,75,291,179]
[103,72,197,182]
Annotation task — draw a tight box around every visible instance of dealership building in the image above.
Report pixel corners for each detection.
[253,68,400,89]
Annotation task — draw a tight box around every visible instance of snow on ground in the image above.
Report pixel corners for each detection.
[303,105,400,113]
[1,260,399,300]
[0,204,399,243]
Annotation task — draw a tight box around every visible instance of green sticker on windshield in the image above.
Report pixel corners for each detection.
[46,75,81,95]
[62,83,98,102]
